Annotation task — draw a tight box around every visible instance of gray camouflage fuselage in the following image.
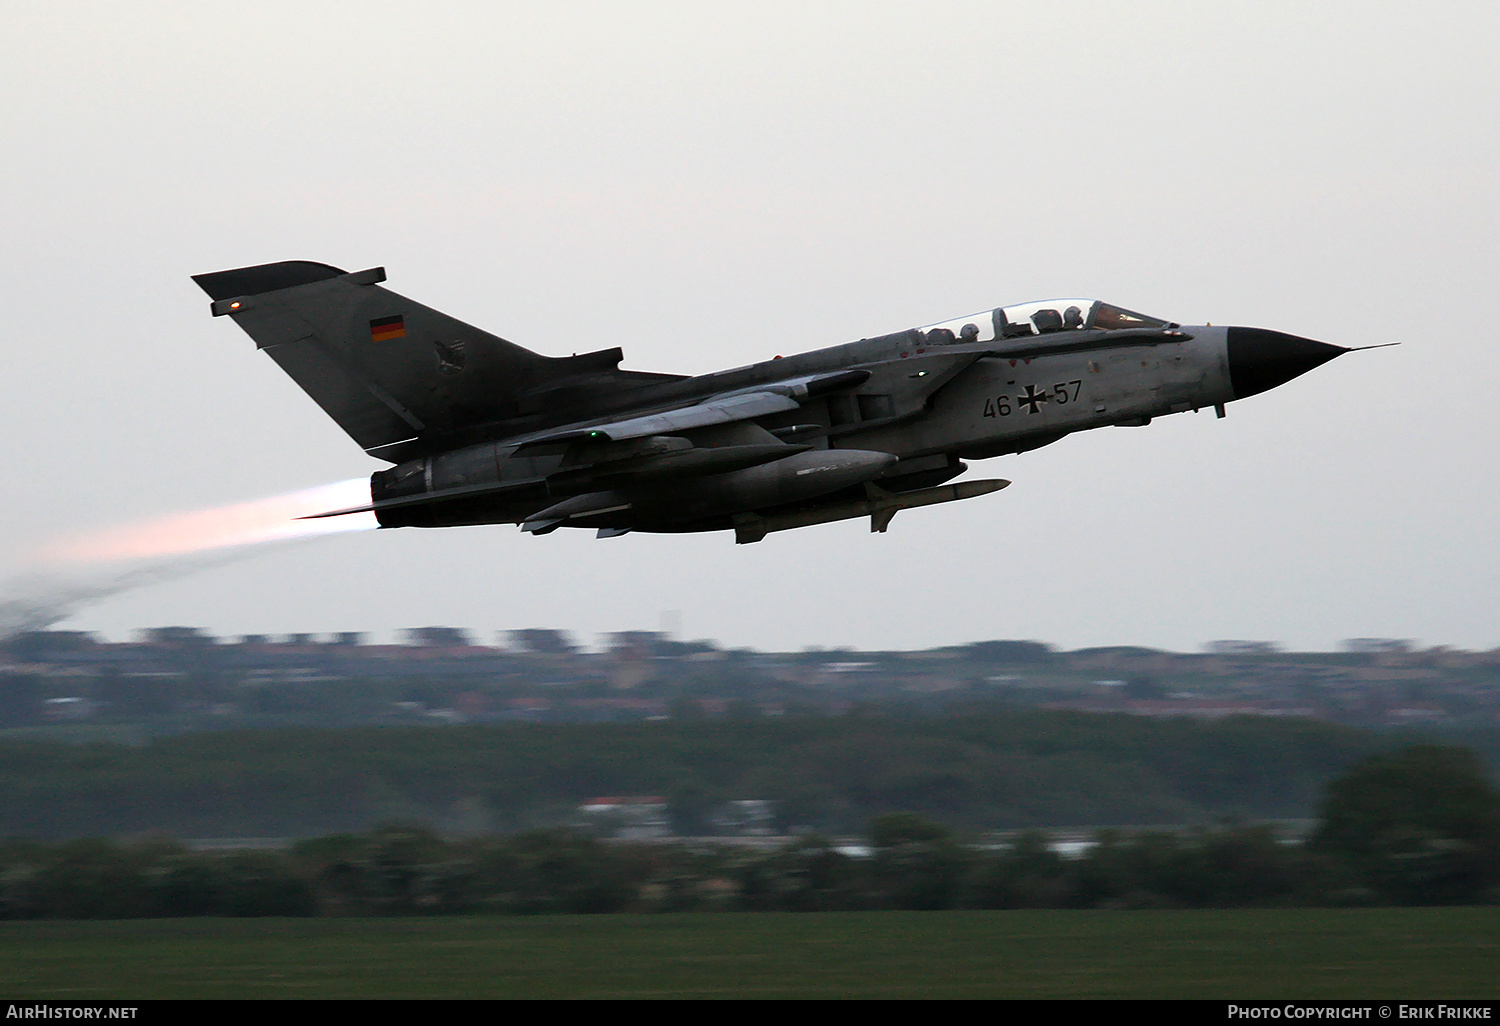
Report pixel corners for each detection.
[192,262,1346,543]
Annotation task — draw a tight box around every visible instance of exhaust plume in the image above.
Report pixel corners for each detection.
[0,559,235,638]
[2,479,377,639]
[31,479,375,564]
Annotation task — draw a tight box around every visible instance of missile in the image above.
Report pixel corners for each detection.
[731,478,1009,544]
[522,491,631,535]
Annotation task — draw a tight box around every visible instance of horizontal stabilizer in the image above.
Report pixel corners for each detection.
[192,261,349,301]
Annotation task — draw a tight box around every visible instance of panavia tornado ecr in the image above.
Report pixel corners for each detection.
[193,261,1357,544]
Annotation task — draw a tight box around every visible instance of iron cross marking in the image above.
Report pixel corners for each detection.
[1018,384,1049,414]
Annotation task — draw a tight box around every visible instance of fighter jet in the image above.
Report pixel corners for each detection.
[192,261,1351,543]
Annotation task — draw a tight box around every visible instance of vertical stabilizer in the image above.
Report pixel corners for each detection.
[193,261,620,461]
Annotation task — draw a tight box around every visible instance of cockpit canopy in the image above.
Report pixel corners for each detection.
[916,300,1177,345]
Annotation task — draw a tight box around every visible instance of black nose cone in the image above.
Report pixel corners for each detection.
[1227,327,1347,400]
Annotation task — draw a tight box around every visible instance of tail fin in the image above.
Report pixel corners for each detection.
[192,261,631,461]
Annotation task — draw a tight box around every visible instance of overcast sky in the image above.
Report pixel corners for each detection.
[2,1,1496,653]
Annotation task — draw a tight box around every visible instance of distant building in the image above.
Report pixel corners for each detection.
[42,696,95,720]
[4,631,98,662]
[1041,698,1309,720]
[1387,705,1448,724]
[404,627,475,648]
[962,640,1056,664]
[1343,638,1413,654]
[578,796,671,839]
[142,626,216,647]
[709,800,775,837]
[606,631,667,656]
[506,629,576,654]
[1206,640,1282,655]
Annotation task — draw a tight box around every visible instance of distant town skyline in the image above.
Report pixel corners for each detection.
[8,617,1448,658]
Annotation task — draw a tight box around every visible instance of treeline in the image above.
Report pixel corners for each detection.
[0,822,1451,919]
[2,746,1497,918]
[1,708,1462,838]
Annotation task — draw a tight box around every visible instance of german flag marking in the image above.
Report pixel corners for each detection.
[370,314,406,342]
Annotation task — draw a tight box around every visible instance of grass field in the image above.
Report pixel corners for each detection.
[1,908,1496,999]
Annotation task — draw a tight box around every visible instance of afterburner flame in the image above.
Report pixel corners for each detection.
[34,479,377,565]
